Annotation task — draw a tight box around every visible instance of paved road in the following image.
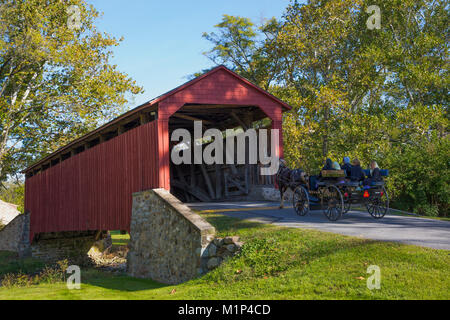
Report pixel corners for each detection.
[187,201,450,250]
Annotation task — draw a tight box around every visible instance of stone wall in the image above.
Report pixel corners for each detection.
[127,188,216,285]
[31,231,100,263]
[205,236,243,270]
[0,213,30,257]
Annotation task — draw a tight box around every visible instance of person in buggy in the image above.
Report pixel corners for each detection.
[350,158,365,182]
[364,161,382,186]
[341,157,352,177]
[332,161,341,170]
[322,158,333,171]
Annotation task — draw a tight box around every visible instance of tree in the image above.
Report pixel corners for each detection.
[0,0,143,181]
[202,14,283,90]
[203,0,449,215]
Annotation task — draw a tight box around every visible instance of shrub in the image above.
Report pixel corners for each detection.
[0,259,69,288]
[414,204,440,217]
[385,135,449,217]
[1,273,33,288]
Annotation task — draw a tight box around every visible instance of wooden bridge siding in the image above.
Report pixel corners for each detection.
[25,121,160,241]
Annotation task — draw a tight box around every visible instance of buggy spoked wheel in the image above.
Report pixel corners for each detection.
[293,186,309,216]
[321,185,344,221]
[366,186,389,219]
[343,188,351,214]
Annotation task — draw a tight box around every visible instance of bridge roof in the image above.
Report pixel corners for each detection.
[24,65,292,174]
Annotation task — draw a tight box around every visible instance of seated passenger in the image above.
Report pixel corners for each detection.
[341,157,352,177]
[332,161,346,182]
[322,158,333,171]
[332,161,341,170]
[365,161,382,185]
[350,158,365,182]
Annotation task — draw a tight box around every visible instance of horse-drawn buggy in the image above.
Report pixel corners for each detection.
[276,162,389,222]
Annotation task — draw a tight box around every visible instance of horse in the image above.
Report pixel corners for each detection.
[275,159,308,209]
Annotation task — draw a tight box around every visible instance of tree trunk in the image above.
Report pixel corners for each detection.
[322,105,329,158]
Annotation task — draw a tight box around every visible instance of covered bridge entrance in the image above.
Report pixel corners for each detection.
[24,66,291,241]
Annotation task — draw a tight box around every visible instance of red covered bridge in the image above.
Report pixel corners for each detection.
[24,66,291,241]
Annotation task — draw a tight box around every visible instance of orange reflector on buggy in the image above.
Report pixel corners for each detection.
[363,191,370,198]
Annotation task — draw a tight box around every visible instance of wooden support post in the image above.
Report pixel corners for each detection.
[175,165,191,202]
[200,163,215,200]
[244,164,249,194]
[231,111,249,130]
[215,164,222,199]
[243,113,253,129]
[229,163,239,176]
[190,164,196,187]
[171,179,211,202]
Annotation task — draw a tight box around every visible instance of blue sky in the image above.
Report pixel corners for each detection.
[88,0,293,107]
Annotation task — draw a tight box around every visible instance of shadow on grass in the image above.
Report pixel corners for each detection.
[0,251,46,278]
[82,271,170,292]
[203,214,266,234]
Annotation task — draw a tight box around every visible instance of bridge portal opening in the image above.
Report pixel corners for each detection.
[168,104,275,202]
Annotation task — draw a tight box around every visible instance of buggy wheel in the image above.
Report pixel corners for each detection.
[343,188,351,214]
[366,186,389,219]
[293,186,309,216]
[321,185,344,221]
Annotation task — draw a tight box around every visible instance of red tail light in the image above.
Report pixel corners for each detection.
[363,191,370,198]
[380,191,384,197]
[344,193,349,198]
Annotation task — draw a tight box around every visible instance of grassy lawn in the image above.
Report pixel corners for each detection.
[0,214,449,300]
[109,230,130,247]
[351,206,450,222]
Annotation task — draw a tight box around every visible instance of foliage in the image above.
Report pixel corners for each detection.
[0,181,24,213]
[385,133,449,216]
[202,14,283,90]
[0,259,68,288]
[0,0,143,181]
[203,1,449,216]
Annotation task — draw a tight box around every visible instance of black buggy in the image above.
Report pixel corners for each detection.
[291,169,390,222]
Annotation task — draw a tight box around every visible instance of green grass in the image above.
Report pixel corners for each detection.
[109,230,130,247]
[0,251,46,279]
[388,212,450,221]
[0,214,449,300]
[352,206,450,222]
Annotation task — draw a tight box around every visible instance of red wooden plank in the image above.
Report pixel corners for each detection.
[26,121,160,241]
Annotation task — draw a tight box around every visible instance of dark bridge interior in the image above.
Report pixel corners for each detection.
[169,104,274,202]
